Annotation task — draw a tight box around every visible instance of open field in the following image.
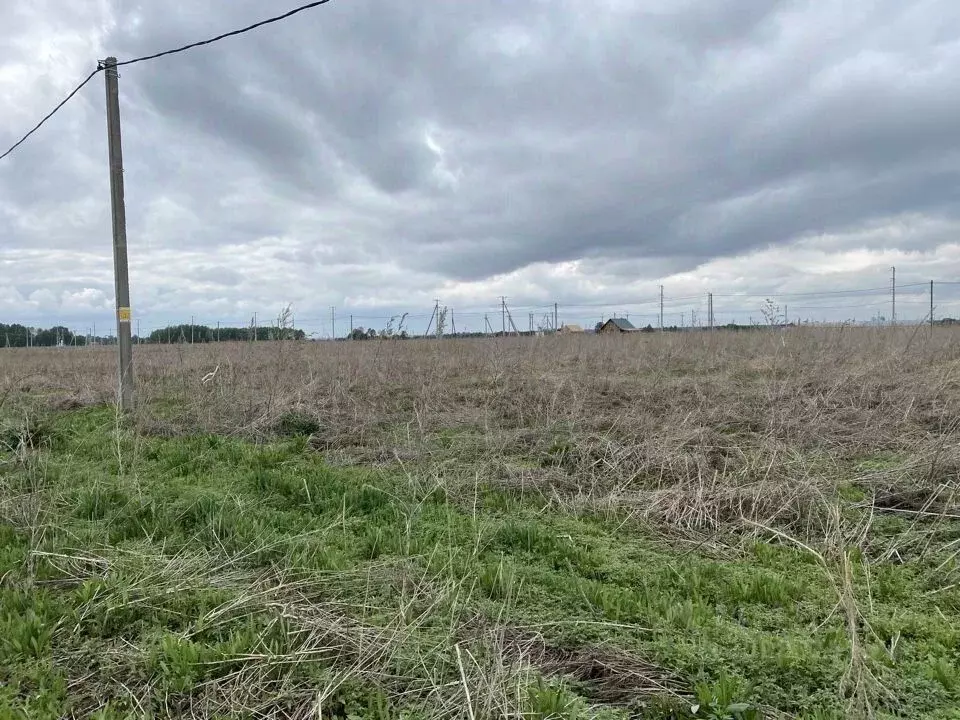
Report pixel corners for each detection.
[2,328,960,719]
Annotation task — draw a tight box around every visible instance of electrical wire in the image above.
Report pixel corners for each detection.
[111,0,333,69]
[0,69,101,162]
[0,0,335,162]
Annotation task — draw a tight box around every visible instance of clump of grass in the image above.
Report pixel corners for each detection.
[478,557,517,599]
[276,410,321,437]
[526,677,585,720]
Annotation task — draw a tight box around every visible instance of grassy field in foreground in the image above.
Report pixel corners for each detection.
[2,330,960,718]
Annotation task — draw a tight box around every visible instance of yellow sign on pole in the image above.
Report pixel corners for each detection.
[118,307,132,323]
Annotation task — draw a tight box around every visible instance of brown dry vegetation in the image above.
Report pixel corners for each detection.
[2,327,960,718]
[11,327,960,536]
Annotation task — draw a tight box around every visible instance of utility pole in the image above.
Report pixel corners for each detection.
[500,296,507,336]
[254,312,258,342]
[931,280,935,331]
[103,58,134,409]
[450,309,457,336]
[190,316,194,344]
[216,321,220,342]
[330,306,336,340]
[708,293,714,331]
[350,315,354,337]
[484,314,491,335]
[784,304,788,326]
[136,319,141,345]
[554,302,558,331]
[659,285,664,331]
[891,266,896,325]
[425,300,439,337]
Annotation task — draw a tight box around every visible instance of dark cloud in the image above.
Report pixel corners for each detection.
[3,0,960,329]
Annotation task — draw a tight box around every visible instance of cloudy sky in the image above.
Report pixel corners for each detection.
[3,0,960,336]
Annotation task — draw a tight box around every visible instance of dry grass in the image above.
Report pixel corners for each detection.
[3,327,960,718]
[10,326,960,536]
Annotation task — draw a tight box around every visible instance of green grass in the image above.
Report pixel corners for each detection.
[1,407,959,718]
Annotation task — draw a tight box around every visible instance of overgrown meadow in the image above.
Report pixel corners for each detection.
[2,328,960,718]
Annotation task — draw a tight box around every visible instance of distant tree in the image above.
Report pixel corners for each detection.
[366,328,377,339]
[594,321,603,332]
[760,299,782,326]
[641,324,654,333]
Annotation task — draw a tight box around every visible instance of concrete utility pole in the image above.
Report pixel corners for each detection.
[891,266,896,325]
[254,312,258,342]
[330,306,336,340]
[190,315,194,344]
[500,296,507,336]
[350,315,354,337]
[659,285,664,331]
[930,280,935,330]
[216,321,220,342]
[554,302,558,331]
[103,57,134,411]
[708,293,714,330]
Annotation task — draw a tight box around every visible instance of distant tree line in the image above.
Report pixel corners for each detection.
[0,323,86,347]
[147,324,305,343]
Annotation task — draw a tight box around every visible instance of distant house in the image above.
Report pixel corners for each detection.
[559,324,584,334]
[598,318,637,334]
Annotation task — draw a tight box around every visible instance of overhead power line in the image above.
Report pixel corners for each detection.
[0,70,101,162]
[111,0,334,69]
[0,0,335,162]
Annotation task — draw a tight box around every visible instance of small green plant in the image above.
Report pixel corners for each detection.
[150,633,213,693]
[927,657,959,693]
[526,678,584,720]
[1,609,55,659]
[478,556,516,599]
[727,570,794,607]
[495,521,555,554]
[691,673,758,720]
[360,525,403,560]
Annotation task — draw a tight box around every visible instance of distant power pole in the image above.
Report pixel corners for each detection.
[659,285,664,331]
[254,312,258,342]
[350,315,354,337]
[930,280,935,330]
[500,296,507,335]
[190,316,194,345]
[425,300,439,337]
[216,321,220,342]
[330,306,336,340]
[103,57,134,411]
[891,266,896,325]
[554,302,559,331]
[708,293,714,330]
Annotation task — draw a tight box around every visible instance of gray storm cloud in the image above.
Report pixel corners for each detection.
[3,0,960,330]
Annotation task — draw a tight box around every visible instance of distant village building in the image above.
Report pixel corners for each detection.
[598,318,637,334]
[559,324,584,334]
